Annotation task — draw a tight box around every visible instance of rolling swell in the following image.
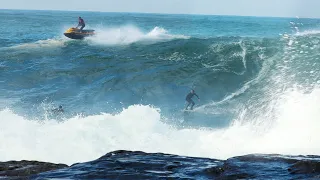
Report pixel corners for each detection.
[1,36,281,120]
[0,31,319,169]
[2,11,320,179]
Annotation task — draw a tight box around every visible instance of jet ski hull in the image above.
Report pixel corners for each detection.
[64,28,95,39]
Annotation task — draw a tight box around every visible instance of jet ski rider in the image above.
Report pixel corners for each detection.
[76,17,85,32]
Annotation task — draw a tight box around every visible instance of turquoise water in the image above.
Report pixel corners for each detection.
[0,9,320,165]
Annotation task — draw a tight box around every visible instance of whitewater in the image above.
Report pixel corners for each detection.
[0,10,319,166]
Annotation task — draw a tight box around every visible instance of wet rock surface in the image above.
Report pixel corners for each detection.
[1,151,320,179]
[0,160,68,179]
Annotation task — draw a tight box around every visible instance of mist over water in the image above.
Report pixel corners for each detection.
[0,10,319,165]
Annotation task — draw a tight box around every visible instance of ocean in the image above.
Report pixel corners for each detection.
[1,9,320,178]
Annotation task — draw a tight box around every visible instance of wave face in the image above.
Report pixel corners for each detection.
[0,10,320,165]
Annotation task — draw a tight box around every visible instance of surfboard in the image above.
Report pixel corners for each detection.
[182,109,194,113]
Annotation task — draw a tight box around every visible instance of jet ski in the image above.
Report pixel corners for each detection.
[64,27,95,39]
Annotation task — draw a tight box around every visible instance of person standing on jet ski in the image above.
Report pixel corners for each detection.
[76,17,85,32]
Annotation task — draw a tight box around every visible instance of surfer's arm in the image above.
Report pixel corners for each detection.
[195,93,200,99]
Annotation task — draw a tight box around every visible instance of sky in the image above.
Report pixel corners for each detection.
[1,0,320,18]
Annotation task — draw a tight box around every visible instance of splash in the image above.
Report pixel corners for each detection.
[3,38,68,50]
[295,30,320,36]
[87,25,189,45]
[1,87,320,165]
[259,88,320,155]
[1,25,189,50]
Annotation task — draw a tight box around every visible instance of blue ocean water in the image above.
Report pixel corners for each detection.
[0,9,320,169]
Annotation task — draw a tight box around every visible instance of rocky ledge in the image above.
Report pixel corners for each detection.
[1,150,320,179]
[0,160,67,179]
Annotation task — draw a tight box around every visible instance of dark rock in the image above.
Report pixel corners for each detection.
[205,166,224,175]
[289,161,320,174]
[3,151,320,179]
[165,164,179,171]
[0,160,68,179]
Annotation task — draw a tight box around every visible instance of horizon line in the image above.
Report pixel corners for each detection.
[1,8,319,19]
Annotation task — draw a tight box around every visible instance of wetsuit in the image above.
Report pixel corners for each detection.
[52,106,64,113]
[185,92,199,110]
[78,18,85,31]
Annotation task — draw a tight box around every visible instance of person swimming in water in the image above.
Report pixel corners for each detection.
[52,105,64,113]
[185,89,200,110]
[76,17,85,32]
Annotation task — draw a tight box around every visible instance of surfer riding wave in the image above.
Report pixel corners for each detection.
[185,89,200,110]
